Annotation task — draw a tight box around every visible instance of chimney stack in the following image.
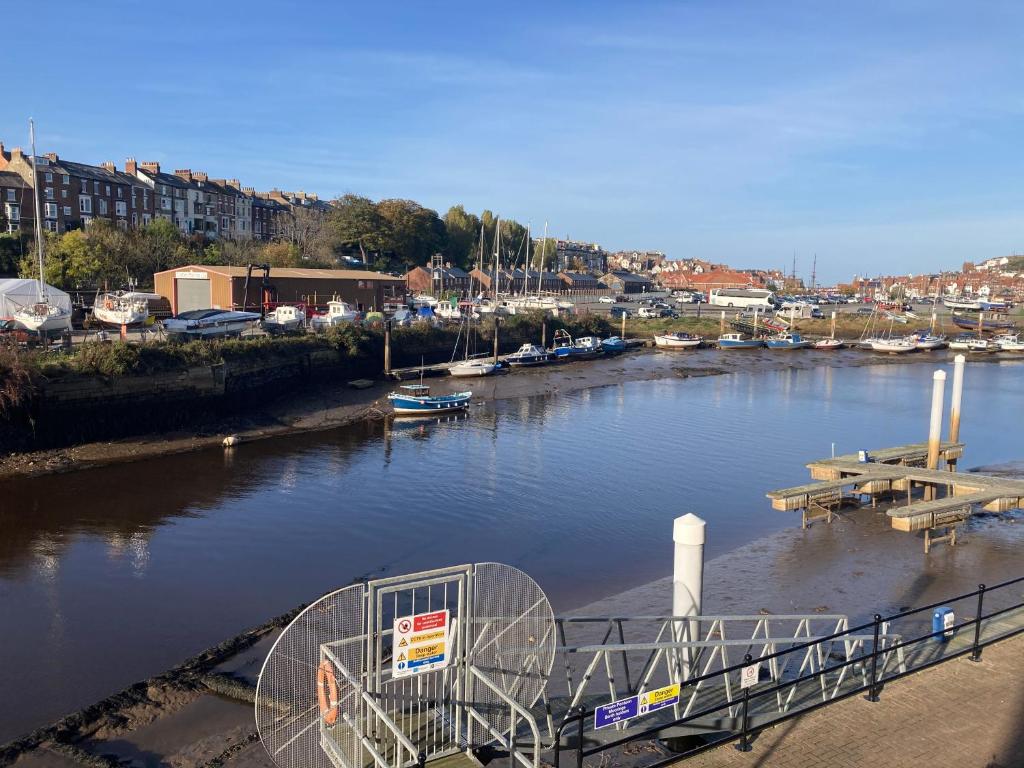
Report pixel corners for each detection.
[45,152,58,162]
[125,158,138,175]
[101,161,116,172]
[174,169,194,182]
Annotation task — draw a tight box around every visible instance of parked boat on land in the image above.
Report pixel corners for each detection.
[549,329,603,360]
[966,338,996,353]
[870,337,916,354]
[92,291,161,327]
[765,332,812,350]
[162,309,262,339]
[310,299,358,330]
[717,332,763,349]
[388,384,472,414]
[506,343,549,366]
[812,338,844,350]
[911,333,947,351]
[944,296,1007,312]
[654,332,703,349]
[948,334,975,351]
[951,313,1015,331]
[262,305,305,333]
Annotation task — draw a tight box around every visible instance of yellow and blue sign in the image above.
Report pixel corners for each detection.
[594,683,680,729]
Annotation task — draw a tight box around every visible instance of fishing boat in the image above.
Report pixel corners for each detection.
[262,305,305,333]
[717,332,763,349]
[994,334,1024,352]
[948,333,975,351]
[911,333,947,351]
[570,336,605,359]
[448,360,497,377]
[506,343,549,366]
[812,338,844,350]
[600,336,627,355]
[951,313,1015,331]
[944,296,1007,312]
[765,332,812,350]
[162,308,262,338]
[92,291,161,327]
[15,120,72,335]
[870,337,916,354]
[310,299,357,330]
[654,332,703,349]
[388,384,472,414]
[966,338,996,353]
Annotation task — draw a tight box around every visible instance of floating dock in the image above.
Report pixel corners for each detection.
[766,443,1024,551]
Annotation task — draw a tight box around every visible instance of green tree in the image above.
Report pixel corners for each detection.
[376,199,447,268]
[0,232,29,276]
[532,237,558,271]
[442,205,481,269]
[328,194,388,259]
[20,230,103,288]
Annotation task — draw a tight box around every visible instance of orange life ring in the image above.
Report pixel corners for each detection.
[104,299,114,310]
[316,660,339,725]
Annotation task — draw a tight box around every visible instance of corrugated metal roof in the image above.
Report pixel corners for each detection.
[155,264,404,281]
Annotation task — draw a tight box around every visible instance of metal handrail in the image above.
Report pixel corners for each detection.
[468,664,542,768]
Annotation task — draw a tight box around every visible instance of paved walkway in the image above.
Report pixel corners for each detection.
[682,633,1024,768]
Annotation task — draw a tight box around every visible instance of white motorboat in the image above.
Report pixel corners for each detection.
[994,334,1024,352]
[263,305,305,333]
[966,338,995,353]
[163,309,262,338]
[948,334,974,351]
[16,119,72,335]
[435,303,463,321]
[870,338,916,354]
[93,291,161,327]
[812,338,844,350]
[449,360,496,377]
[310,299,358,330]
[411,294,439,308]
[654,332,703,349]
[506,343,549,366]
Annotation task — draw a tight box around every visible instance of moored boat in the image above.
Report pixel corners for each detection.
[765,332,812,350]
[571,336,604,359]
[600,336,626,355]
[951,313,1015,331]
[310,299,358,330]
[262,305,305,333]
[870,338,916,354]
[911,333,947,351]
[162,308,262,338]
[387,384,472,414]
[92,291,161,327]
[448,360,497,377]
[994,333,1024,352]
[654,332,703,349]
[948,333,974,351]
[717,332,763,349]
[966,338,996,353]
[506,343,549,366]
[812,338,844,350]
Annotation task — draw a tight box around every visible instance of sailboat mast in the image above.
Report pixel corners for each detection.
[539,221,548,297]
[29,119,46,302]
[493,217,501,303]
[525,223,531,297]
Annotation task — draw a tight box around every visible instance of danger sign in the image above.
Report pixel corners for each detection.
[392,609,450,678]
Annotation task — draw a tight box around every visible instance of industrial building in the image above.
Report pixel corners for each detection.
[153,265,405,315]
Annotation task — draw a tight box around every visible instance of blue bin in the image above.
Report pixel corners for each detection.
[933,606,955,642]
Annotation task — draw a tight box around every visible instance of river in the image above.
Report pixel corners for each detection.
[1,359,1022,741]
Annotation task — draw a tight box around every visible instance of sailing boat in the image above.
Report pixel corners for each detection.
[448,315,496,377]
[15,119,72,334]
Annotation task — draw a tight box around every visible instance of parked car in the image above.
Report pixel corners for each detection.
[658,308,679,318]
[615,295,630,302]
[856,306,875,316]
[653,302,671,310]
[637,306,660,318]
[598,295,615,304]
[610,306,632,319]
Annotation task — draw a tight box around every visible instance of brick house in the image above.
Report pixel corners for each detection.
[127,160,193,234]
[406,265,471,296]
[0,167,32,234]
[251,191,289,240]
[0,145,154,232]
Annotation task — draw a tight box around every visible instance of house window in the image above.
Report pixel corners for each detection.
[62,174,70,185]
[44,171,53,182]
[132,213,138,226]
[44,202,58,218]
[79,196,92,213]
[142,213,151,225]
[5,189,14,201]
[4,204,19,221]
[117,187,123,199]
[161,197,171,211]
[105,184,110,196]
[81,179,88,193]
[117,219,127,230]
[44,220,57,232]
[61,188,68,199]
[115,201,127,216]
[143,191,149,208]
[45,187,54,199]
[98,199,108,215]
[221,216,229,230]
[63,206,71,216]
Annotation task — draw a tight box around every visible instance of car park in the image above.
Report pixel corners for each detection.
[610,306,632,319]
[637,306,660,318]
[598,295,615,304]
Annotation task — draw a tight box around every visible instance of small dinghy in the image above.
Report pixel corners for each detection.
[870,338,916,354]
[449,360,497,377]
[654,332,703,349]
[388,384,472,414]
[813,338,844,350]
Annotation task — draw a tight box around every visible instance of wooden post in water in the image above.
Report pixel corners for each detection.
[493,316,500,363]
[621,310,627,340]
[753,309,759,337]
[541,319,546,349]
[790,305,796,333]
[830,311,837,339]
[930,311,937,334]
[384,320,392,375]
[977,311,984,336]
[948,354,966,471]
[720,311,726,335]
[926,369,947,500]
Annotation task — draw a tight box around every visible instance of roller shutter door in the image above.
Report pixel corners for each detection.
[176,277,211,313]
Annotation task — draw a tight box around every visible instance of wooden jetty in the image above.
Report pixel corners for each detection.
[766,443,1024,551]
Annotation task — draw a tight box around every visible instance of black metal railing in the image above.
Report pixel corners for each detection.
[551,574,1024,768]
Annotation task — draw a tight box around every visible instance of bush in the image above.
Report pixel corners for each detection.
[74,342,143,376]
[0,343,38,416]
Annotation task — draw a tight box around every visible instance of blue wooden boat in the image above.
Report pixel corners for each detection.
[549,330,604,360]
[765,332,812,350]
[951,313,1015,331]
[388,384,472,415]
[601,336,627,355]
[718,332,764,349]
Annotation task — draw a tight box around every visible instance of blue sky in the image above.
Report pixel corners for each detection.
[4,1,1023,283]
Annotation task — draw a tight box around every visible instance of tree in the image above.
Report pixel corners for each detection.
[279,206,331,262]
[442,205,481,269]
[532,237,558,271]
[20,230,103,288]
[262,241,302,268]
[375,199,447,268]
[0,232,29,277]
[136,219,192,275]
[328,194,388,259]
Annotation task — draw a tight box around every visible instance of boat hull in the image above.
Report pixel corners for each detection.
[93,307,148,326]
[654,334,702,349]
[388,392,472,414]
[15,307,72,333]
[951,314,1015,331]
[765,341,812,350]
[870,340,916,354]
[718,340,764,349]
[813,340,844,350]
[449,362,496,377]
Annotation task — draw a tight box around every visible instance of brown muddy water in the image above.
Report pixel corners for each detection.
[1,359,1023,742]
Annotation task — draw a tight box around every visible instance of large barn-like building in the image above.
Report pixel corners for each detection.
[154,265,405,314]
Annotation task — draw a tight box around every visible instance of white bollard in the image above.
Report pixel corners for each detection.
[949,354,965,444]
[673,513,706,680]
[926,370,947,472]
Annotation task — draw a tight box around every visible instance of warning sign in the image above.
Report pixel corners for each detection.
[638,683,680,715]
[392,609,450,678]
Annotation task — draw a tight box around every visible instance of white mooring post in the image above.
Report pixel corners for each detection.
[949,354,966,444]
[673,513,706,680]
[925,370,947,501]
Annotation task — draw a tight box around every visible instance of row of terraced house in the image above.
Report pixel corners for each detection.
[0,141,331,239]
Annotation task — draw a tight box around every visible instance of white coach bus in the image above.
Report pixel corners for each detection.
[709,288,777,309]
